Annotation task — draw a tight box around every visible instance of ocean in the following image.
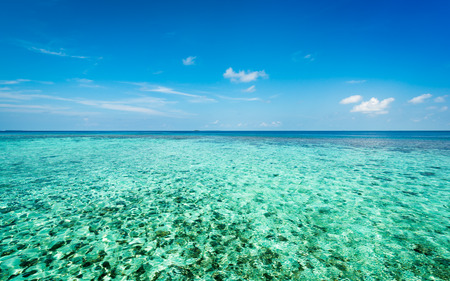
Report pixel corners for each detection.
[0,131,449,280]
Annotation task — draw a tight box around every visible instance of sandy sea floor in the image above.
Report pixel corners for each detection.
[0,132,449,280]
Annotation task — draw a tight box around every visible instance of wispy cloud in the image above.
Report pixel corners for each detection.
[0,79,31,85]
[182,56,196,65]
[242,85,256,93]
[98,103,164,115]
[260,121,282,127]
[147,86,198,97]
[0,79,53,85]
[434,95,448,103]
[303,54,315,61]
[70,78,103,88]
[0,103,64,110]
[79,84,102,88]
[340,95,363,104]
[73,78,93,83]
[351,97,394,115]
[0,92,68,101]
[0,91,172,116]
[123,96,174,107]
[426,105,448,112]
[409,93,432,104]
[218,95,264,102]
[292,51,315,62]
[135,84,216,103]
[15,40,96,60]
[346,80,367,84]
[0,87,11,91]
[223,67,268,83]
[0,103,98,116]
[29,46,89,59]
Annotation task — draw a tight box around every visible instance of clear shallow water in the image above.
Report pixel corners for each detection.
[0,131,449,280]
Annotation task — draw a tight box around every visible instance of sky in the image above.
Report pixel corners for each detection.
[0,0,449,130]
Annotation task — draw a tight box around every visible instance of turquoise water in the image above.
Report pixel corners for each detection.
[0,131,449,280]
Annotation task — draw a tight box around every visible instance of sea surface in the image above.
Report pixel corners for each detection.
[0,131,449,280]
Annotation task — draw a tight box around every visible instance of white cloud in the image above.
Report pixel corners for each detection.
[119,96,172,106]
[218,95,264,102]
[0,79,31,85]
[427,106,448,112]
[340,95,363,104]
[260,121,282,127]
[351,97,395,115]
[223,67,268,83]
[70,78,103,88]
[0,90,172,116]
[99,104,165,115]
[140,85,216,103]
[0,103,63,110]
[15,40,97,60]
[148,86,197,97]
[292,51,315,62]
[243,85,256,93]
[409,93,432,104]
[0,79,53,85]
[0,92,67,101]
[434,95,448,103]
[303,54,314,61]
[346,80,367,84]
[0,103,99,116]
[73,78,93,83]
[29,46,89,59]
[0,87,11,91]
[30,47,65,56]
[182,56,196,65]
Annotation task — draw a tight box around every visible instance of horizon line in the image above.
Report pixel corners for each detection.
[1,130,449,132]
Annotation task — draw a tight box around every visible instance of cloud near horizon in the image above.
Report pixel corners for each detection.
[223,68,268,83]
[351,97,395,115]
[260,121,282,127]
[409,93,432,104]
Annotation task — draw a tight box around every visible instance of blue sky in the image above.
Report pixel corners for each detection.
[0,0,449,130]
